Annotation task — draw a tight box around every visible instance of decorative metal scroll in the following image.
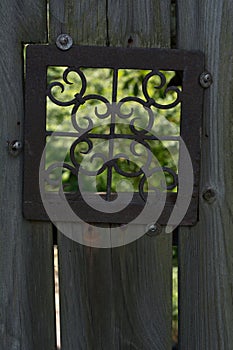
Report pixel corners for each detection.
[46,68,180,201]
[23,45,204,225]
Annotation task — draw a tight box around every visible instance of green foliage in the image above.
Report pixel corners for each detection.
[172,265,178,344]
[46,66,181,194]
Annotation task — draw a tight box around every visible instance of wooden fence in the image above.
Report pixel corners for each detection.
[0,0,233,349]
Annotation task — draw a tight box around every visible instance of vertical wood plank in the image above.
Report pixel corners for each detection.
[49,3,113,349]
[0,1,55,349]
[51,0,173,349]
[111,230,173,349]
[108,0,171,48]
[177,1,233,349]
[49,0,107,45]
[108,1,173,348]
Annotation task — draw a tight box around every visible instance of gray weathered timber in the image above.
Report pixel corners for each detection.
[108,1,172,348]
[177,1,233,349]
[49,0,107,45]
[110,231,172,349]
[108,0,170,48]
[0,1,55,349]
[52,0,173,349]
[49,3,113,349]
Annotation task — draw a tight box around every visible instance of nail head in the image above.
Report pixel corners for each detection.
[56,34,73,51]
[146,223,162,237]
[8,140,23,156]
[202,188,216,203]
[200,71,213,88]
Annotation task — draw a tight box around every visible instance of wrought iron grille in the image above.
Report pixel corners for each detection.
[24,45,204,225]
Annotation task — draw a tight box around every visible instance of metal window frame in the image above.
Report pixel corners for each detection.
[23,45,204,225]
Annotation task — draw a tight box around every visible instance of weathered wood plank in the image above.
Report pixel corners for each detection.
[49,0,107,45]
[108,1,173,348]
[177,1,233,349]
[49,3,112,349]
[110,230,173,349]
[0,1,55,349]
[108,0,170,48]
[58,226,115,348]
[53,0,173,349]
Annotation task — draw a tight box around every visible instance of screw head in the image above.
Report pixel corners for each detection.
[8,140,22,156]
[146,223,162,237]
[200,71,213,88]
[56,34,73,51]
[202,187,216,203]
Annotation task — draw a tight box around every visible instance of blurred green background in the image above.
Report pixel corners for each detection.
[46,67,180,195]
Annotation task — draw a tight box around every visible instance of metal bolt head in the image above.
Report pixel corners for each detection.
[56,34,73,51]
[146,223,162,237]
[202,187,216,203]
[8,140,22,156]
[199,71,213,88]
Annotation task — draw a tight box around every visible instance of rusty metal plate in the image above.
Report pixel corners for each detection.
[23,45,204,226]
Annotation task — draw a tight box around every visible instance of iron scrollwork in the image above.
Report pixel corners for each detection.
[24,45,204,225]
[46,67,181,201]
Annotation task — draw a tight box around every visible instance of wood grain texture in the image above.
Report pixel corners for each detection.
[177,1,233,349]
[108,1,173,348]
[107,0,171,48]
[0,1,55,349]
[110,230,173,349]
[53,0,173,349]
[49,0,107,45]
[58,229,172,349]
